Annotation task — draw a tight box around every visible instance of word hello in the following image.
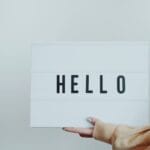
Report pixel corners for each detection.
[56,75,126,94]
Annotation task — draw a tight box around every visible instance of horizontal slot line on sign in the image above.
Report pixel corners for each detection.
[31,72,148,74]
[31,41,149,45]
[31,98,149,101]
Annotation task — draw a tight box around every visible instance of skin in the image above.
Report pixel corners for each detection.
[63,117,96,138]
[63,117,150,150]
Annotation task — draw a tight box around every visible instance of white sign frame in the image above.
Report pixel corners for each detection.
[31,42,150,127]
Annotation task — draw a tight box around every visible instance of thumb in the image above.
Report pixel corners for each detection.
[87,117,99,125]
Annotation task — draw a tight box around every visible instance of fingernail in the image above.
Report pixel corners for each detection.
[87,117,92,123]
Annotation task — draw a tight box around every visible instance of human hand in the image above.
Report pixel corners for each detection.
[63,117,97,138]
[63,117,116,144]
[63,117,150,150]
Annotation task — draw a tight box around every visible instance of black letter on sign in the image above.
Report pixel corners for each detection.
[86,75,93,93]
[100,75,108,94]
[56,75,65,93]
[71,75,79,93]
[117,75,126,94]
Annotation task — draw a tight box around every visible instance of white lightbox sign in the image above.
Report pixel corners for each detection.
[31,42,150,127]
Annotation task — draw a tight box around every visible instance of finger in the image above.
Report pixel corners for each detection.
[87,117,98,125]
[63,127,93,135]
[79,134,93,138]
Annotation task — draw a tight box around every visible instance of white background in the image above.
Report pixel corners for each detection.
[0,0,150,150]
